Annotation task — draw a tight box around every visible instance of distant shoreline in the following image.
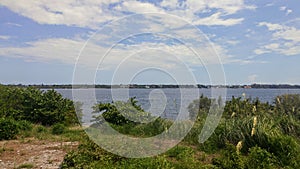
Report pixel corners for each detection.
[2,84,300,89]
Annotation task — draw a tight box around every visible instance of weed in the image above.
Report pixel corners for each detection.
[15,163,34,169]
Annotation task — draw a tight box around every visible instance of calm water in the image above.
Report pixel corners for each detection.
[55,88,300,122]
[56,88,300,103]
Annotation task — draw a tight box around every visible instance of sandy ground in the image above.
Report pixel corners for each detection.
[0,138,78,169]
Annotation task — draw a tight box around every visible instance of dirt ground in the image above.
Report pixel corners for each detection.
[0,138,78,169]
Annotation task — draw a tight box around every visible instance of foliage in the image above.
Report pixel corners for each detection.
[17,120,33,131]
[212,143,245,169]
[35,125,47,133]
[51,123,66,135]
[16,163,34,169]
[61,95,300,168]
[188,94,211,120]
[61,138,124,169]
[62,137,206,169]
[0,85,79,126]
[275,94,300,120]
[245,146,277,169]
[93,97,151,126]
[223,96,271,119]
[0,118,34,140]
[275,94,300,137]
[92,98,172,137]
[265,135,300,167]
[166,145,194,161]
[213,145,279,169]
[0,118,20,140]
[187,94,300,168]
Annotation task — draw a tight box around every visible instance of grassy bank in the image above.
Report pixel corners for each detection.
[62,94,300,168]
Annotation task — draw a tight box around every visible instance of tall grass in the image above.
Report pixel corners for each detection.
[61,94,299,168]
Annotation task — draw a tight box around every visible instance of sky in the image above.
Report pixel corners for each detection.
[0,0,300,85]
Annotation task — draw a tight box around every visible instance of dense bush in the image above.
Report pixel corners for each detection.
[212,144,245,169]
[51,123,66,135]
[93,97,151,125]
[35,125,47,133]
[0,118,20,140]
[61,138,124,169]
[245,146,277,169]
[92,98,171,137]
[0,118,35,140]
[0,85,79,126]
[17,120,33,131]
[213,144,279,169]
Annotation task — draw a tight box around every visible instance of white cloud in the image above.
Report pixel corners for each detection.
[279,45,300,56]
[286,9,292,15]
[258,22,300,42]
[279,6,292,15]
[0,0,254,28]
[206,0,255,14]
[192,12,244,26]
[254,49,269,55]
[116,1,164,13]
[5,22,22,27]
[279,6,287,11]
[0,35,10,40]
[0,0,118,29]
[160,0,179,9]
[264,43,279,50]
[258,22,283,31]
[160,0,252,26]
[0,38,83,64]
[0,34,235,72]
[265,3,274,7]
[227,40,239,45]
[0,0,255,71]
[255,21,300,56]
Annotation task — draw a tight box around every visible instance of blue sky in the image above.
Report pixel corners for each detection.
[0,0,300,85]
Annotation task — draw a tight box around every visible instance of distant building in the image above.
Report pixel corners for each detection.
[244,85,252,89]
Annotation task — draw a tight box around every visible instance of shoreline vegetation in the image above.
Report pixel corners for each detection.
[0,85,299,168]
[2,83,300,89]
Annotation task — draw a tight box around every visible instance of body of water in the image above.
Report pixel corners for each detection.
[57,88,300,103]
[55,88,300,122]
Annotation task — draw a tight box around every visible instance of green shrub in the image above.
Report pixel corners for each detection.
[188,94,211,120]
[36,125,47,133]
[51,123,66,135]
[92,98,172,138]
[212,143,245,169]
[61,138,124,169]
[223,97,271,119]
[17,120,33,131]
[166,146,194,160]
[266,135,300,168]
[0,86,79,126]
[93,98,153,126]
[245,146,277,169]
[275,94,300,119]
[0,118,19,140]
[277,114,300,138]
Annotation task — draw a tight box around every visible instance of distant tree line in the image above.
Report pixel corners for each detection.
[1,83,300,89]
